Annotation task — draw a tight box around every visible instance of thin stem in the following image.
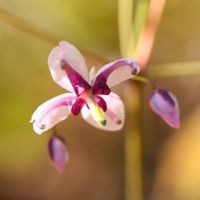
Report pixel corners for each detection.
[132,75,149,84]
[134,0,166,68]
[127,0,149,57]
[132,0,149,44]
[148,62,200,77]
[118,1,144,200]
[0,8,59,45]
[118,0,135,57]
[124,83,143,200]
[0,7,108,64]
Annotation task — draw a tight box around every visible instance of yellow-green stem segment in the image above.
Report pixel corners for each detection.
[118,0,145,199]
[118,0,135,57]
[124,83,143,200]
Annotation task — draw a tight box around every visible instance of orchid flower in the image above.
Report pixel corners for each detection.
[30,41,141,134]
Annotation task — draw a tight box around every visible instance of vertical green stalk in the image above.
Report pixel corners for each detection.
[118,0,135,57]
[124,83,143,200]
[118,0,149,58]
[132,0,149,43]
[129,0,149,57]
[118,0,146,200]
[118,0,166,198]
[134,0,166,67]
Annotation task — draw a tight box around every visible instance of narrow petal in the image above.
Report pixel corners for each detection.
[71,98,85,116]
[60,59,91,95]
[31,93,76,135]
[149,88,180,129]
[81,92,125,131]
[48,135,69,173]
[48,41,90,92]
[92,59,140,95]
[94,96,107,112]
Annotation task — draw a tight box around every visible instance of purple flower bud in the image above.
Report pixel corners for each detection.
[149,88,180,129]
[48,135,69,172]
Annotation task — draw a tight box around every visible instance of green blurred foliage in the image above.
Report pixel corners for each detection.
[0,1,124,200]
[1,0,118,57]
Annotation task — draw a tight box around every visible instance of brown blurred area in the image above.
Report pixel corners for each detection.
[1,0,200,200]
[144,1,200,200]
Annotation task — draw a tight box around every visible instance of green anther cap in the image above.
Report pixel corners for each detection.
[100,119,107,126]
[89,103,106,126]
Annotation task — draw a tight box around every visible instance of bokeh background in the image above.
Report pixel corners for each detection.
[0,0,200,200]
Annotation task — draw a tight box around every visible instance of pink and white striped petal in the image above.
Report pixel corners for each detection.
[31,93,76,135]
[48,41,89,92]
[92,59,141,92]
[81,92,125,131]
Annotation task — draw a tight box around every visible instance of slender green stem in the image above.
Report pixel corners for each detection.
[0,7,108,64]
[148,62,200,77]
[133,0,149,44]
[0,8,59,45]
[124,83,143,200]
[128,0,149,57]
[132,75,149,84]
[118,0,135,57]
[118,0,144,200]
[134,0,166,67]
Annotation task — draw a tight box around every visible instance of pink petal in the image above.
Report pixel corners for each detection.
[48,135,69,173]
[48,41,89,92]
[81,92,125,131]
[31,93,76,135]
[92,59,141,94]
[149,88,180,129]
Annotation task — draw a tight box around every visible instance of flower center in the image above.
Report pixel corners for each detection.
[80,89,107,126]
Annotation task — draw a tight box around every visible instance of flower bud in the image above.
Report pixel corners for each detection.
[48,135,69,172]
[149,88,180,129]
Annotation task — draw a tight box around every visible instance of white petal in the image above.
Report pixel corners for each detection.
[81,92,125,131]
[31,93,76,135]
[93,58,140,89]
[48,41,89,92]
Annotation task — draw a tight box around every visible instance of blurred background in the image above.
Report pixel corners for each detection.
[0,0,200,200]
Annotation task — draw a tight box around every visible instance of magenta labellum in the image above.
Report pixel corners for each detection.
[48,135,69,173]
[149,88,180,129]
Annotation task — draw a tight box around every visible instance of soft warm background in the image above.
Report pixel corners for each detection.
[0,0,200,200]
